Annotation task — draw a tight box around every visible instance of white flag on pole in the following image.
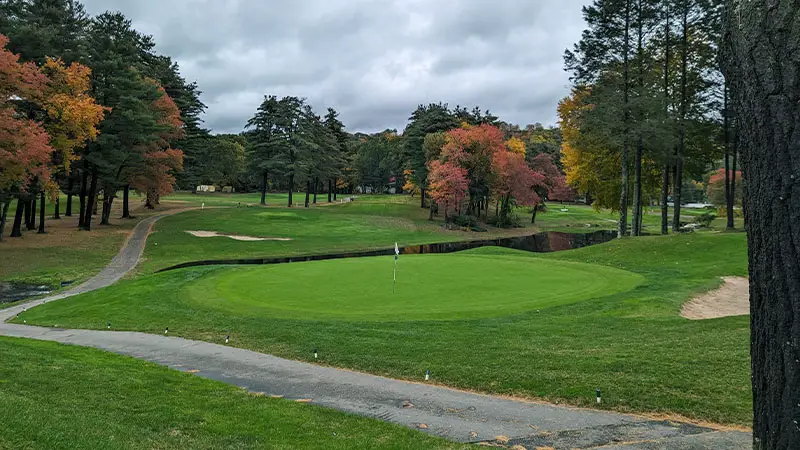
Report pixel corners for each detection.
[395,242,400,259]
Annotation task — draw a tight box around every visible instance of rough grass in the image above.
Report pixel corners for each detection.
[0,337,467,450]
[19,232,752,425]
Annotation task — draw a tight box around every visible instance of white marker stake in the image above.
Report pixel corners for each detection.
[425,370,430,381]
[393,243,400,294]
[596,389,601,404]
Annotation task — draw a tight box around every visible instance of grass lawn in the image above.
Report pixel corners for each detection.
[19,232,752,426]
[0,337,466,450]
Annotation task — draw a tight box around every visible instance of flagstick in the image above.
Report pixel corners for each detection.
[392,257,397,294]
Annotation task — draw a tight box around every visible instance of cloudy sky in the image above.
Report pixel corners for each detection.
[81,0,588,135]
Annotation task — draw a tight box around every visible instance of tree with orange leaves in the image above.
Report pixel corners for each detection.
[39,57,107,222]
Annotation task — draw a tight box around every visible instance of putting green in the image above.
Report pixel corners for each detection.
[182,251,644,321]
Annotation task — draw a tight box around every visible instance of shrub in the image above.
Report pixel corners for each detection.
[695,212,717,228]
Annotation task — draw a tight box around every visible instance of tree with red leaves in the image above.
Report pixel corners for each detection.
[706,168,742,209]
[440,124,507,216]
[427,160,469,221]
[127,83,184,217]
[492,150,547,227]
[0,35,52,240]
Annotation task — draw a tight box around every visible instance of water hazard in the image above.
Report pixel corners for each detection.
[0,282,53,305]
[159,230,617,272]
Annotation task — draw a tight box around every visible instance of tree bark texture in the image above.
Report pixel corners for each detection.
[723,1,800,448]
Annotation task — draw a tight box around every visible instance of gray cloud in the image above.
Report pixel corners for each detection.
[81,0,588,134]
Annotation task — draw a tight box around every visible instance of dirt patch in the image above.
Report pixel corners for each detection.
[681,277,750,320]
[185,231,292,242]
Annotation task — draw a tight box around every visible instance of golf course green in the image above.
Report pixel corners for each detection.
[183,252,644,321]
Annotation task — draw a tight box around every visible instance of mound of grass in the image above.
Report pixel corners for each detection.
[18,232,751,425]
[0,337,464,450]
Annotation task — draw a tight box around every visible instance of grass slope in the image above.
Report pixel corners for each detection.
[19,232,751,425]
[0,337,466,450]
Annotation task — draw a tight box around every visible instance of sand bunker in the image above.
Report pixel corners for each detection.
[681,277,750,320]
[185,231,292,242]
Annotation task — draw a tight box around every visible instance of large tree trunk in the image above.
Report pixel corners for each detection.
[260,171,268,205]
[82,166,98,231]
[618,0,632,238]
[10,199,24,238]
[122,185,131,219]
[37,192,45,234]
[65,177,73,217]
[723,2,800,447]
[0,200,10,241]
[78,167,88,228]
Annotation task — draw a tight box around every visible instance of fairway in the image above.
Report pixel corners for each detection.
[183,252,644,321]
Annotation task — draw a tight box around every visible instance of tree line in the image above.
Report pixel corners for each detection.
[234,98,571,226]
[561,0,742,235]
[0,0,203,240]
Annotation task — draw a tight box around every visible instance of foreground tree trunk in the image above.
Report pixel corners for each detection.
[723,2,800,447]
[82,167,98,231]
[38,192,45,234]
[122,185,131,219]
[0,200,10,241]
[10,199,24,238]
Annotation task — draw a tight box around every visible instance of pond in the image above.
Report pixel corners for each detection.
[0,282,53,305]
[159,230,618,273]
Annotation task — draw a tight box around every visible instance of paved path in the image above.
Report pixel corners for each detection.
[0,212,751,449]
